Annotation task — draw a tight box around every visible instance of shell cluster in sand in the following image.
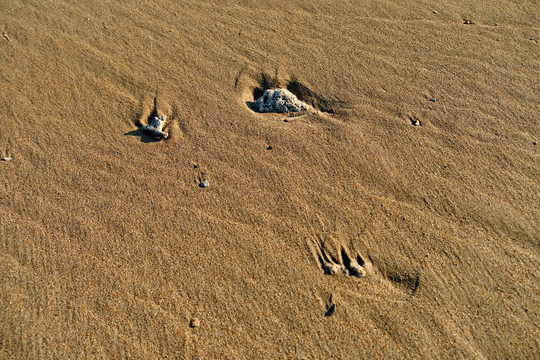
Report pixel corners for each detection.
[254,88,309,113]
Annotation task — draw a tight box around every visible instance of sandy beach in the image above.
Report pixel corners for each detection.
[1,0,539,358]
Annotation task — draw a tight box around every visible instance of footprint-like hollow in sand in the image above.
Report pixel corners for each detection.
[325,295,336,317]
[311,235,373,279]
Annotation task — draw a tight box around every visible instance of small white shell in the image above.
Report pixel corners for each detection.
[199,180,209,188]
[1,157,12,161]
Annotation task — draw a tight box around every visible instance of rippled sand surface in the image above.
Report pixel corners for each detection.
[1,1,538,358]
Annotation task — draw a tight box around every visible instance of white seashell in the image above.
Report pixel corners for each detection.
[2,157,12,161]
[199,180,209,188]
[142,115,168,139]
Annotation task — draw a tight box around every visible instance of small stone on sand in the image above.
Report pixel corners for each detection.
[429,97,436,102]
[190,318,200,328]
[413,120,421,126]
[533,141,538,146]
[199,180,209,188]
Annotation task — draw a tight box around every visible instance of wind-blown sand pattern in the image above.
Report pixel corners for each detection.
[0,0,539,359]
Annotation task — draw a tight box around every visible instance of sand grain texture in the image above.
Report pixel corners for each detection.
[1,0,539,358]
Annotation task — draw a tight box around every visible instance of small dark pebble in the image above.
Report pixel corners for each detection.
[266,146,273,150]
[533,141,538,146]
[429,97,437,102]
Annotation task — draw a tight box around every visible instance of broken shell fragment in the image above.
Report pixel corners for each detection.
[142,115,168,139]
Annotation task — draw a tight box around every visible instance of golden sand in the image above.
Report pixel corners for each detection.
[1,0,539,358]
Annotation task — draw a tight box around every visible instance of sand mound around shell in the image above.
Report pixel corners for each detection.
[254,88,309,113]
